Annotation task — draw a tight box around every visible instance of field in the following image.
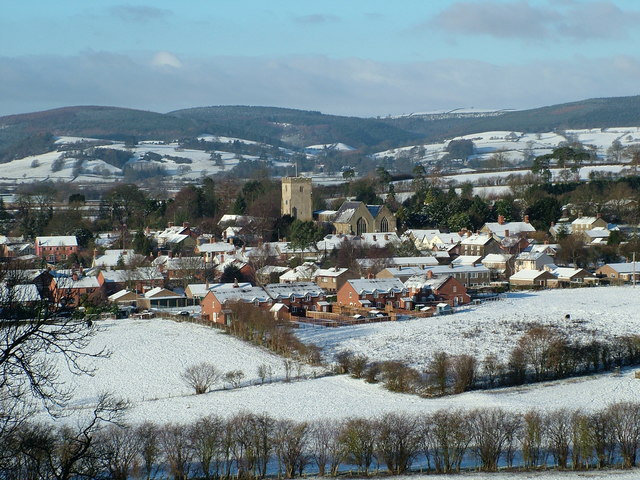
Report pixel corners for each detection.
[48,286,640,428]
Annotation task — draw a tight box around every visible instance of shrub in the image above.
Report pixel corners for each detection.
[182,362,220,394]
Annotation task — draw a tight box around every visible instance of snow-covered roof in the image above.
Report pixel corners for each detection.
[280,263,318,282]
[461,233,493,246]
[108,289,134,302]
[602,262,640,274]
[100,267,164,283]
[572,216,600,226]
[510,269,553,281]
[553,267,592,279]
[196,242,236,253]
[404,274,451,291]
[452,255,482,265]
[516,252,551,261]
[333,202,362,224]
[482,253,513,264]
[0,283,41,302]
[186,282,252,298]
[210,286,270,304]
[144,287,183,299]
[93,249,145,268]
[360,233,400,247]
[36,235,78,247]
[347,278,406,295]
[264,282,326,300]
[483,221,536,236]
[313,267,349,278]
[56,276,101,289]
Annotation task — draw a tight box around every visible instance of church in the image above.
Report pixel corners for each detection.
[281,177,397,235]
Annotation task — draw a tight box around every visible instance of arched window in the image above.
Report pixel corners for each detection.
[356,217,367,235]
[380,217,389,232]
[292,207,298,218]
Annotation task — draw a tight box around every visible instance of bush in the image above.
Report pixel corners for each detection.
[182,362,220,394]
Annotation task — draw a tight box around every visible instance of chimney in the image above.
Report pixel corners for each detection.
[183,221,189,228]
[220,253,224,263]
[72,272,78,281]
[384,234,389,241]
[209,236,214,244]
[524,215,530,224]
[233,278,239,288]
[168,221,174,228]
[596,212,602,219]
[426,270,433,279]
[498,215,505,225]
[504,229,510,238]
[449,263,453,269]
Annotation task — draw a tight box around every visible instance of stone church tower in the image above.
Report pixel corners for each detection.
[281,177,312,221]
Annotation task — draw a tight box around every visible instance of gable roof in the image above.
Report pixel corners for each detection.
[264,282,326,300]
[209,286,270,304]
[347,278,406,295]
[333,202,365,224]
[510,269,555,281]
[36,236,78,247]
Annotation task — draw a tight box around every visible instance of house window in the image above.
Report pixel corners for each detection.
[453,286,457,293]
[349,292,352,298]
[380,217,389,232]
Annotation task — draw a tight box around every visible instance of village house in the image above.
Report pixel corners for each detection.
[50,272,102,308]
[571,215,608,233]
[155,222,198,253]
[279,262,318,283]
[459,233,502,257]
[337,278,408,309]
[195,241,236,263]
[138,287,186,310]
[92,249,146,270]
[481,253,514,281]
[405,272,470,306]
[312,267,357,293]
[509,269,556,288]
[419,264,491,288]
[547,267,597,286]
[96,267,164,295]
[184,281,252,303]
[263,282,328,316]
[480,215,536,239]
[514,252,554,272]
[596,262,640,282]
[200,285,272,325]
[376,266,431,283]
[34,236,78,263]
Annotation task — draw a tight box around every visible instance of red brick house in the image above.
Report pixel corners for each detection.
[263,282,328,317]
[405,272,470,306]
[337,278,408,309]
[200,286,271,325]
[50,273,102,308]
[35,236,78,263]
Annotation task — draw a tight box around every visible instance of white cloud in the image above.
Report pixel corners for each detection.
[430,0,640,41]
[151,51,183,69]
[1,52,639,117]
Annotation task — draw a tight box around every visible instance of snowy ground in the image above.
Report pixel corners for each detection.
[379,472,640,480]
[44,286,640,427]
[297,286,640,368]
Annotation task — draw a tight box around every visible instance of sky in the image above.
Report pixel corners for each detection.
[1,0,640,118]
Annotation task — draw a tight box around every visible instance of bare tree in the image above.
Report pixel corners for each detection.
[545,409,571,468]
[182,362,220,394]
[160,423,193,480]
[94,424,141,480]
[521,411,546,468]
[224,370,245,389]
[0,266,108,415]
[470,408,520,472]
[451,354,476,393]
[428,409,471,473]
[189,414,225,480]
[136,421,161,480]
[338,418,377,475]
[375,413,421,474]
[310,419,344,476]
[608,402,640,468]
[275,419,309,478]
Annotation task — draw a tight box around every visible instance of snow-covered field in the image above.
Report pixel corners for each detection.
[46,286,640,427]
[297,286,640,368]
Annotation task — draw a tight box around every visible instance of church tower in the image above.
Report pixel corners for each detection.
[281,177,312,221]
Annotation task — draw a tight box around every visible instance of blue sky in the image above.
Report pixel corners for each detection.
[2,0,640,117]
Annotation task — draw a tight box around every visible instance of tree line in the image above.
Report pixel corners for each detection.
[4,402,640,479]
[335,326,640,396]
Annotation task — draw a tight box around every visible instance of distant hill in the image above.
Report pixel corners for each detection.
[383,95,640,140]
[2,96,640,163]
